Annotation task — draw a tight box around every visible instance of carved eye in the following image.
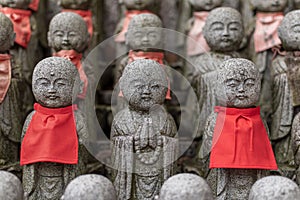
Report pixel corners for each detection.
[292,25,300,33]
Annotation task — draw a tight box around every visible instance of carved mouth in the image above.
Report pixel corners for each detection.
[236,95,247,100]
[47,95,58,100]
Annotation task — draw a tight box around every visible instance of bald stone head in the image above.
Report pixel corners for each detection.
[126,13,163,51]
[0,0,31,9]
[61,174,117,200]
[58,0,91,10]
[32,57,80,108]
[250,0,288,12]
[159,173,213,200]
[278,10,300,51]
[48,12,90,53]
[188,0,223,11]
[0,171,24,200]
[203,7,244,52]
[249,176,300,200]
[119,59,168,112]
[0,13,15,53]
[216,58,261,108]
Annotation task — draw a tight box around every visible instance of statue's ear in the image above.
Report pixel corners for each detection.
[47,31,53,47]
[10,32,16,46]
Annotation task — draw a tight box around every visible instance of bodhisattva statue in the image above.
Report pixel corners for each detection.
[20,57,88,200]
[0,13,22,175]
[248,0,288,122]
[199,58,277,199]
[191,7,244,138]
[271,10,300,177]
[111,59,178,200]
[185,0,223,58]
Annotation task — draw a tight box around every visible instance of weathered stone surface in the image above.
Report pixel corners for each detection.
[0,170,24,200]
[249,176,300,200]
[61,174,117,200]
[159,173,213,200]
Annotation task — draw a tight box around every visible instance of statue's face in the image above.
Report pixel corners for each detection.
[126,27,163,51]
[59,0,90,10]
[218,66,260,108]
[122,66,167,112]
[123,0,155,10]
[0,27,14,53]
[48,18,89,53]
[0,0,31,9]
[204,10,243,52]
[250,0,287,12]
[189,0,223,11]
[32,63,75,108]
[278,11,300,51]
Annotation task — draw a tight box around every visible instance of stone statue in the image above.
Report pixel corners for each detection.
[0,170,24,200]
[185,0,223,58]
[48,12,89,103]
[57,0,99,50]
[248,0,288,123]
[0,13,22,175]
[270,10,300,177]
[292,109,300,185]
[249,176,300,200]
[0,0,43,115]
[158,173,213,200]
[21,57,88,200]
[61,174,117,200]
[191,7,244,138]
[111,59,178,200]
[114,0,157,55]
[199,58,277,199]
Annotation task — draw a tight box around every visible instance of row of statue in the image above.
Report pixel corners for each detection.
[1,0,300,199]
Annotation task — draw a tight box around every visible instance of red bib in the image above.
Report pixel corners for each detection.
[53,50,88,99]
[187,11,210,56]
[0,7,31,48]
[20,103,78,166]
[29,0,39,11]
[254,12,283,53]
[209,106,277,170]
[62,9,93,38]
[114,10,152,42]
[0,54,11,103]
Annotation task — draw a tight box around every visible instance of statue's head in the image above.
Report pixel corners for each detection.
[0,13,15,53]
[32,57,80,108]
[249,176,300,200]
[203,7,244,52]
[278,10,300,51]
[0,170,24,200]
[119,59,168,112]
[216,58,261,108]
[0,0,31,9]
[61,174,117,200]
[48,12,90,53]
[126,13,163,51]
[250,0,288,12]
[58,0,91,10]
[188,0,223,11]
[123,0,156,10]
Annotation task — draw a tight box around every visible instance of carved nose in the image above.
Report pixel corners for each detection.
[222,27,229,37]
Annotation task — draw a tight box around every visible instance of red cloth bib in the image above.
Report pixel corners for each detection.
[20,103,78,166]
[114,10,152,43]
[187,11,210,56]
[53,50,88,99]
[0,54,11,103]
[0,7,31,48]
[62,9,93,38]
[209,106,277,170]
[254,12,283,53]
[126,50,171,100]
[29,0,39,11]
